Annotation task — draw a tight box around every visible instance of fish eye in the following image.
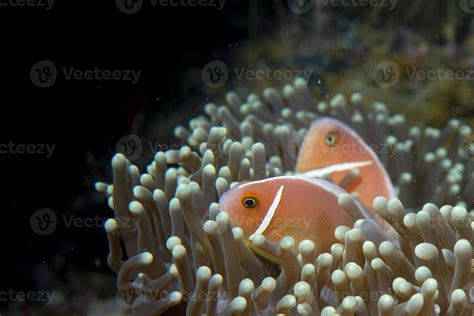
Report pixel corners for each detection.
[324,132,338,147]
[242,197,258,209]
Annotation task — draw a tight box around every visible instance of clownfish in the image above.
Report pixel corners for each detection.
[219,117,397,262]
[219,176,366,261]
[295,117,396,207]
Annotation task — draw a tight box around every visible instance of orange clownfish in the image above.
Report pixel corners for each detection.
[219,117,397,262]
[295,117,396,207]
[219,176,367,261]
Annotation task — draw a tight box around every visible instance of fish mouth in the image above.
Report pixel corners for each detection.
[297,160,373,178]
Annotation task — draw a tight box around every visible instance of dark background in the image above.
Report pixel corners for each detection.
[0,0,277,312]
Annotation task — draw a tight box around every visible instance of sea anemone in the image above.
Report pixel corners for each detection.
[95,78,474,315]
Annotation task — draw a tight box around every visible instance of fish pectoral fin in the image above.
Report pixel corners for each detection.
[244,238,281,264]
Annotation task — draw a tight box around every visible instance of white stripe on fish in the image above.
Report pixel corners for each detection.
[249,185,285,240]
[297,160,373,178]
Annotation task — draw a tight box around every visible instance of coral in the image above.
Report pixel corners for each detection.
[96,78,474,315]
